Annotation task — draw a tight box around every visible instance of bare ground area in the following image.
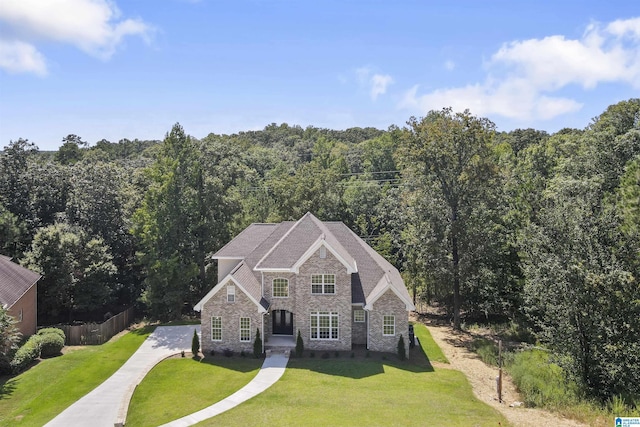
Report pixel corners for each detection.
[416,315,587,427]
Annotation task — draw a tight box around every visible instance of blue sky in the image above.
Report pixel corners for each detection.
[1,0,639,151]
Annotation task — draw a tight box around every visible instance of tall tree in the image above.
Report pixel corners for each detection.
[23,223,116,323]
[399,108,499,329]
[132,124,240,319]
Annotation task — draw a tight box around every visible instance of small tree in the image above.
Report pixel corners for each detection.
[253,328,262,358]
[295,330,304,357]
[397,335,406,361]
[0,308,21,374]
[191,329,200,358]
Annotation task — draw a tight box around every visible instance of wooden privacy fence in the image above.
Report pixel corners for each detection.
[54,307,135,345]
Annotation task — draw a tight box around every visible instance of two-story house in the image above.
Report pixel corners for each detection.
[194,212,414,355]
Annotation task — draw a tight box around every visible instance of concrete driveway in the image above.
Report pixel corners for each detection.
[45,325,200,427]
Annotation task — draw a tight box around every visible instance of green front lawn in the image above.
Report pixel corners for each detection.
[128,324,506,427]
[126,357,262,427]
[0,326,154,427]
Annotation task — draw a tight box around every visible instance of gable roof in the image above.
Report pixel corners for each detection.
[0,255,41,310]
[194,261,268,312]
[202,213,414,312]
[254,212,356,273]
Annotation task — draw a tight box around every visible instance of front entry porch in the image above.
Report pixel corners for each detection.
[265,334,295,352]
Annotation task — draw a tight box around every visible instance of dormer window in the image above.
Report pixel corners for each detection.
[227,285,235,302]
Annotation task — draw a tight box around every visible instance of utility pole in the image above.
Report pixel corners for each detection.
[497,339,503,403]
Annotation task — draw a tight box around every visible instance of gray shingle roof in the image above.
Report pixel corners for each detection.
[255,212,356,271]
[215,213,412,309]
[0,255,41,310]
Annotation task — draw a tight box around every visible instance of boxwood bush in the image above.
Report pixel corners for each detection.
[11,335,41,373]
[38,332,65,358]
[37,327,66,340]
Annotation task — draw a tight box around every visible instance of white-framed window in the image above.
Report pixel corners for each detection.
[211,316,222,341]
[240,317,251,342]
[354,309,365,323]
[311,274,335,294]
[310,311,339,340]
[383,315,395,336]
[227,285,235,302]
[272,278,289,298]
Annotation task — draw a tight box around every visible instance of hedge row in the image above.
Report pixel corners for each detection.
[9,327,66,374]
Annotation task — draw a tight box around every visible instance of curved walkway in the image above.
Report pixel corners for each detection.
[45,325,289,427]
[160,352,289,427]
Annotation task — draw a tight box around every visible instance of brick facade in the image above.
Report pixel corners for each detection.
[367,289,409,355]
[200,248,410,354]
[8,284,37,336]
[200,280,264,355]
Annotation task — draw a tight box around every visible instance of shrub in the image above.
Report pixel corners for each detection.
[223,348,233,357]
[321,352,330,359]
[11,335,41,373]
[334,351,339,358]
[37,328,65,341]
[471,338,499,366]
[398,335,406,361]
[191,329,200,357]
[310,352,315,358]
[209,349,215,356]
[253,328,262,358]
[38,332,65,358]
[507,349,579,408]
[295,330,304,357]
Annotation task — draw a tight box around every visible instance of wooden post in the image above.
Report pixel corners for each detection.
[497,339,503,403]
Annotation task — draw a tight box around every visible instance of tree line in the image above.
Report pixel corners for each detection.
[0,100,638,402]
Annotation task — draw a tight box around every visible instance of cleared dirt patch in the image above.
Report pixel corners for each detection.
[421,318,586,427]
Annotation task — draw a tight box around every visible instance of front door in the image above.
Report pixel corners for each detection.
[272,310,293,335]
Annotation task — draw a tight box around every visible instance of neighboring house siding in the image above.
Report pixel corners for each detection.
[293,248,352,351]
[368,289,409,354]
[200,283,262,354]
[8,284,37,336]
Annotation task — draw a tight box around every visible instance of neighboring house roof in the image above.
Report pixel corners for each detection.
[198,212,414,312]
[0,255,41,310]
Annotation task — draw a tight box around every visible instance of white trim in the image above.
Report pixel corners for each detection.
[309,311,339,340]
[291,238,356,274]
[193,269,267,313]
[239,317,251,342]
[383,315,395,336]
[272,278,289,298]
[212,256,245,260]
[254,213,308,269]
[363,274,415,311]
[211,316,222,341]
[310,273,336,295]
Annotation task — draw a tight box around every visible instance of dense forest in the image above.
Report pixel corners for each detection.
[1,99,638,403]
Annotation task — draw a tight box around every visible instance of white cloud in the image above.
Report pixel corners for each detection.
[401,17,640,121]
[444,60,455,71]
[355,67,394,100]
[0,39,47,76]
[0,0,152,75]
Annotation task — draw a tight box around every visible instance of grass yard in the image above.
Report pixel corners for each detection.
[128,322,506,427]
[0,325,154,427]
[125,357,262,427]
